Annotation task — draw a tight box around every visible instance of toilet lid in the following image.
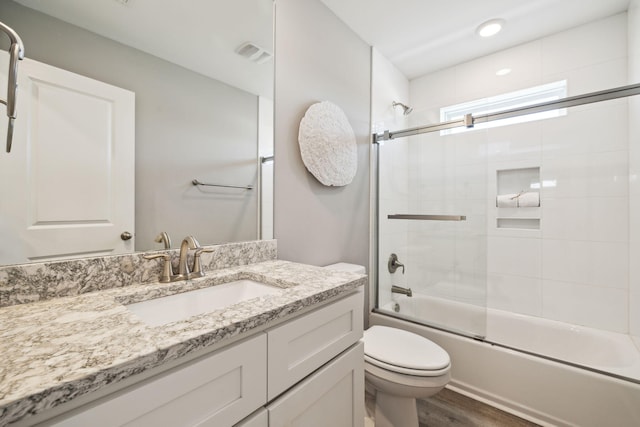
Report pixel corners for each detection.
[363,325,450,371]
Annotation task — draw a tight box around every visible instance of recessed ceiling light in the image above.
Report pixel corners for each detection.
[496,68,511,76]
[477,19,504,38]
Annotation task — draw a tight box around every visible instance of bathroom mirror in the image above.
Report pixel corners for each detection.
[0,0,274,265]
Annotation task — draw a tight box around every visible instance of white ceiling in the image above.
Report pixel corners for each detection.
[13,0,274,98]
[321,0,631,80]
[12,0,631,93]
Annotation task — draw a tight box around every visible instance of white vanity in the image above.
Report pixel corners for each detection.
[38,292,363,427]
[0,242,366,427]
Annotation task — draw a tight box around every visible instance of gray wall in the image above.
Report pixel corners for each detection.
[0,1,259,251]
[274,0,371,271]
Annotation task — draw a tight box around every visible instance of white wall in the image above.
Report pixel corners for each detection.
[371,48,410,308]
[0,1,260,251]
[629,0,640,340]
[273,0,370,269]
[407,13,630,333]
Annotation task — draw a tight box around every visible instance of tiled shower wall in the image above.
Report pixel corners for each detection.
[372,48,410,309]
[406,13,632,333]
[629,0,640,340]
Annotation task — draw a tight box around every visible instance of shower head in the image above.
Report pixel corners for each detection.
[392,101,413,116]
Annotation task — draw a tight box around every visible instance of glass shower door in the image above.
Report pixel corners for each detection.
[376,128,488,338]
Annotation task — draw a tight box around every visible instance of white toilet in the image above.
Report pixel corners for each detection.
[324,263,451,427]
[364,325,450,427]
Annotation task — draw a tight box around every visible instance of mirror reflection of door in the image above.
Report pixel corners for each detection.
[0,52,135,264]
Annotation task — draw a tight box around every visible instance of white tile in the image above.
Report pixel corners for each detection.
[541,198,589,241]
[541,197,628,242]
[541,13,627,76]
[630,241,640,295]
[455,234,487,279]
[541,100,628,158]
[378,141,409,199]
[488,236,541,278]
[630,97,640,197]
[486,120,542,163]
[583,99,628,154]
[542,240,629,289]
[632,196,640,278]
[588,150,629,198]
[455,164,486,200]
[541,113,590,158]
[542,280,628,333]
[452,129,489,166]
[545,58,628,97]
[588,197,628,242]
[540,153,589,199]
[542,240,589,285]
[630,291,640,337]
[488,273,542,316]
[410,68,459,110]
[454,55,502,101]
[589,242,630,289]
[490,41,543,94]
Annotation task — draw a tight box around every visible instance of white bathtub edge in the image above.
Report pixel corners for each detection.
[370,312,640,427]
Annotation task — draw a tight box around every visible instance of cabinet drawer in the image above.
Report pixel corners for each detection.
[267,290,363,400]
[42,334,267,427]
[267,342,364,427]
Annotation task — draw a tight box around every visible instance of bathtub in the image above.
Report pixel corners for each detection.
[371,294,640,426]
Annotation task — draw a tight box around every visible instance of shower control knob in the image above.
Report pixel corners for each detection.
[120,231,133,241]
[388,253,405,274]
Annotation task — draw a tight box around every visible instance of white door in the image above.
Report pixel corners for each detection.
[0,52,135,264]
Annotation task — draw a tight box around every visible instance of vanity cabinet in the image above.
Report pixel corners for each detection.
[41,334,267,427]
[30,290,363,427]
[267,342,364,427]
[235,409,268,427]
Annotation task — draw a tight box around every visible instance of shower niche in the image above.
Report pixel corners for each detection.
[495,167,540,230]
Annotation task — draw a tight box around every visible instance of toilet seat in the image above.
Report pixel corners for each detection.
[363,326,450,377]
[365,355,450,377]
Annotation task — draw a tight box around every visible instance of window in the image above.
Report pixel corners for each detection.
[440,80,567,135]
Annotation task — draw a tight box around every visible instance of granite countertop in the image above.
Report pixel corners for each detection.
[0,260,366,426]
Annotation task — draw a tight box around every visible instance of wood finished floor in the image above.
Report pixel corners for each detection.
[366,388,541,427]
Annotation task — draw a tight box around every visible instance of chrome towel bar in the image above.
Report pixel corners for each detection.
[192,179,253,190]
[388,214,467,221]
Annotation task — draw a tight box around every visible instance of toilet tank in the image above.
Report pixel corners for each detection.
[324,263,366,275]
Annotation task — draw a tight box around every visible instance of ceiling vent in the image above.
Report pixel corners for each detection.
[236,42,272,64]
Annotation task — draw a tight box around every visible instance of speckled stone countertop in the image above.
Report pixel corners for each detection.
[0,260,366,426]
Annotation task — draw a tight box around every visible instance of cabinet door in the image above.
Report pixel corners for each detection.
[40,334,267,427]
[267,342,364,427]
[267,290,363,400]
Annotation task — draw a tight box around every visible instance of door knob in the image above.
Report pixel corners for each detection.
[120,231,133,241]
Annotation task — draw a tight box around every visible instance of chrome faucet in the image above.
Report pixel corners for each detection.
[391,285,412,297]
[177,236,201,280]
[154,231,172,249]
[144,236,215,282]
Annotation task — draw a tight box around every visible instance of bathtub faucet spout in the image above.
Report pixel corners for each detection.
[391,285,412,297]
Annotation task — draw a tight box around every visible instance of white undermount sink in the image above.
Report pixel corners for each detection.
[125,279,282,327]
